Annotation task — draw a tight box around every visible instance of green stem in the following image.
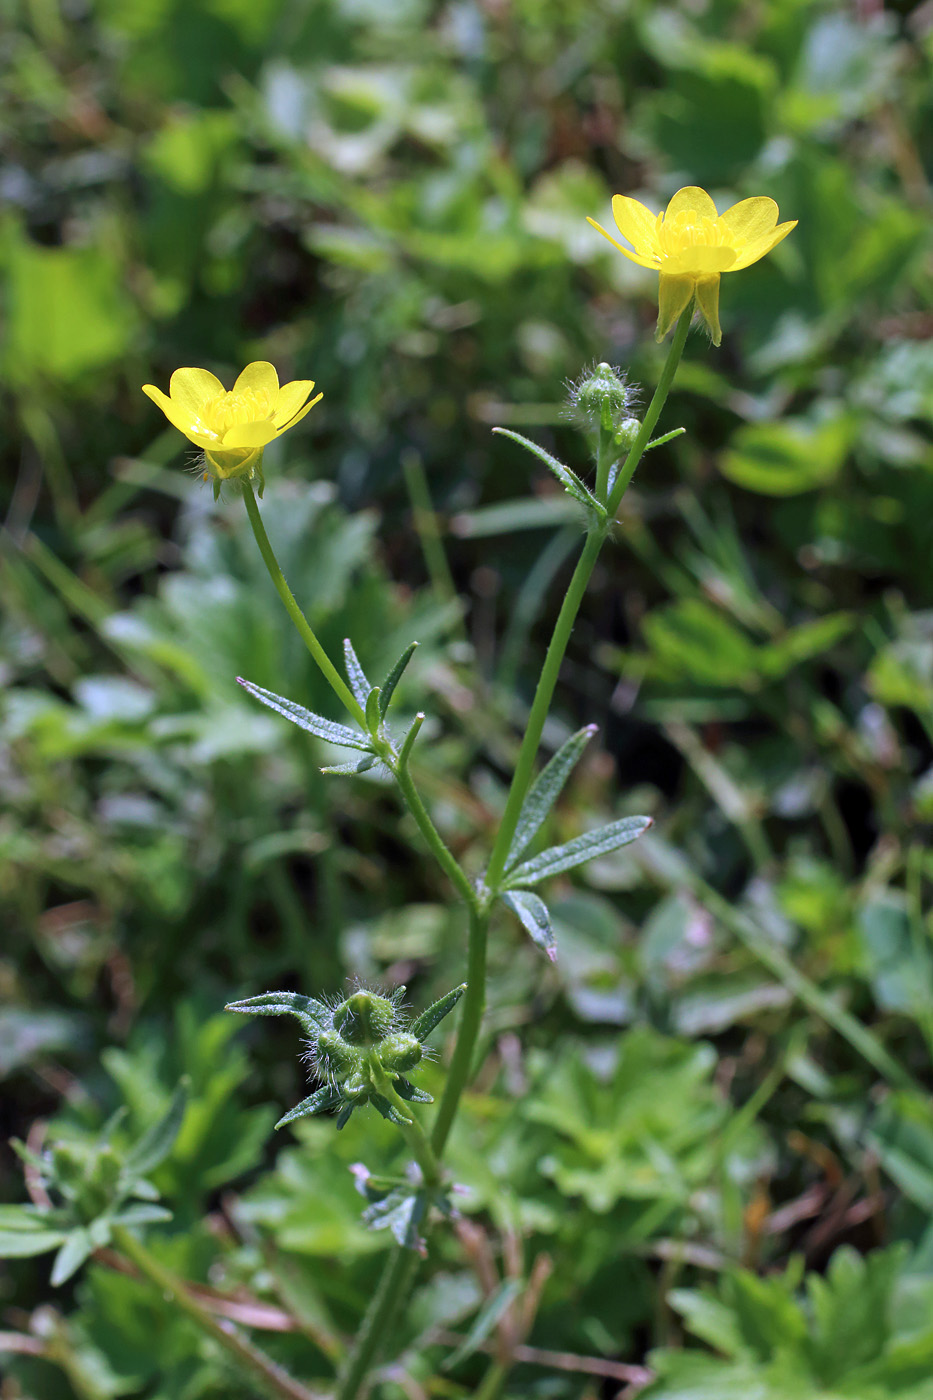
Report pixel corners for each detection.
[594,417,615,505]
[335,1247,420,1400]
[608,307,691,516]
[431,904,490,1154]
[372,1067,442,1186]
[484,308,692,892]
[474,1360,510,1400]
[393,759,478,909]
[111,1227,321,1400]
[241,480,366,727]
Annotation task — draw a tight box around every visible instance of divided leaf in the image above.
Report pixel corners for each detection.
[362,1186,428,1252]
[504,725,598,871]
[501,890,556,961]
[503,815,652,888]
[379,641,418,717]
[343,639,372,706]
[237,678,371,752]
[492,428,607,519]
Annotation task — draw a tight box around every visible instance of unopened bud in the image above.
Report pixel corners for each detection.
[333,990,396,1046]
[377,1033,423,1073]
[567,362,638,431]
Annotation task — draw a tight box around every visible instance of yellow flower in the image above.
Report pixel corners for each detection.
[142,361,322,491]
[587,186,797,346]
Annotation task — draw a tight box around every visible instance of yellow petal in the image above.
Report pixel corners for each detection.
[143,383,219,445]
[728,219,797,271]
[169,367,225,416]
[221,420,280,449]
[233,361,279,398]
[274,391,322,437]
[719,196,778,246]
[662,246,737,277]
[586,217,659,269]
[664,186,719,223]
[273,379,315,428]
[694,275,723,347]
[611,194,660,257]
[656,273,696,342]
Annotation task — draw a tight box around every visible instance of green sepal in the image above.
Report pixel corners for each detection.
[379,641,418,717]
[502,815,653,888]
[398,712,425,769]
[492,427,607,522]
[335,1103,355,1130]
[275,1085,343,1129]
[225,990,329,1035]
[504,724,598,872]
[237,678,372,752]
[411,983,467,1042]
[501,889,556,961]
[343,639,372,706]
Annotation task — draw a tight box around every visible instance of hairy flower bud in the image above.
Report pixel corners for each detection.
[377,1033,423,1073]
[333,990,397,1045]
[567,362,638,433]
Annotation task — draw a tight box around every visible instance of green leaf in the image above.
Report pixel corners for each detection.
[394,1077,433,1103]
[236,678,371,751]
[501,889,556,961]
[370,1093,411,1126]
[504,724,598,870]
[379,641,418,717]
[226,990,329,1035]
[320,756,380,775]
[410,984,467,1041]
[364,685,382,738]
[362,1186,427,1252]
[492,428,607,518]
[124,1077,188,1177]
[719,415,851,496]
[503,816,653,887]
[0,1207,68,1259]
[343,639,372,706]
[443,1279,522,1370]
[111,1203,173,1227]
[276,1086,343,1130]
[51,1227,100,1286]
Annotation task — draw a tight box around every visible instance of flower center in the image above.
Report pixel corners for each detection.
[201,388,276,437]
[657,210,734,259]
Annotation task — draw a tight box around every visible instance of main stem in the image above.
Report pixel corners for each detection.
[484,307,692,891]
[112,1227,320,1400]
[241,480,366,727]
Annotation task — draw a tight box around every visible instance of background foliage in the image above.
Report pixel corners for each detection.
[4,0,933,1395]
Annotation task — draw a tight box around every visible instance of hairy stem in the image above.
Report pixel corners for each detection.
[372,1068,442,1187]
[111,1227,321,1400]
[241,480,366,727]
[335,1247,420,1400]
[431,903,490,1154]
[484,308,692,891]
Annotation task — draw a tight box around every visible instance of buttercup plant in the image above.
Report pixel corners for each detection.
[5,184,796,1400]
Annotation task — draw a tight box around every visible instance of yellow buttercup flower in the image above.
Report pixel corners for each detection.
[588,186,797,346]
[142,361,322,493]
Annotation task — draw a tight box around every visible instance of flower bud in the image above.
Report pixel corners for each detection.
[333,990,397,1046]
[315,1028,360,1076]
[377,1033,423,1073]
[567,362,638,432]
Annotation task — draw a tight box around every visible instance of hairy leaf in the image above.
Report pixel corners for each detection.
[505,725,598,870]
[343,638,372,705]
[492,428,606,518]
[501,889,556,961]
[379,640,418,717]
[275,1086,342,1130]
[411,984,467,1041]
[503,815,652,887]
[237,678,371,751]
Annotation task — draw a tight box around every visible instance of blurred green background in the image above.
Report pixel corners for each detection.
[5,0,933,1395]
